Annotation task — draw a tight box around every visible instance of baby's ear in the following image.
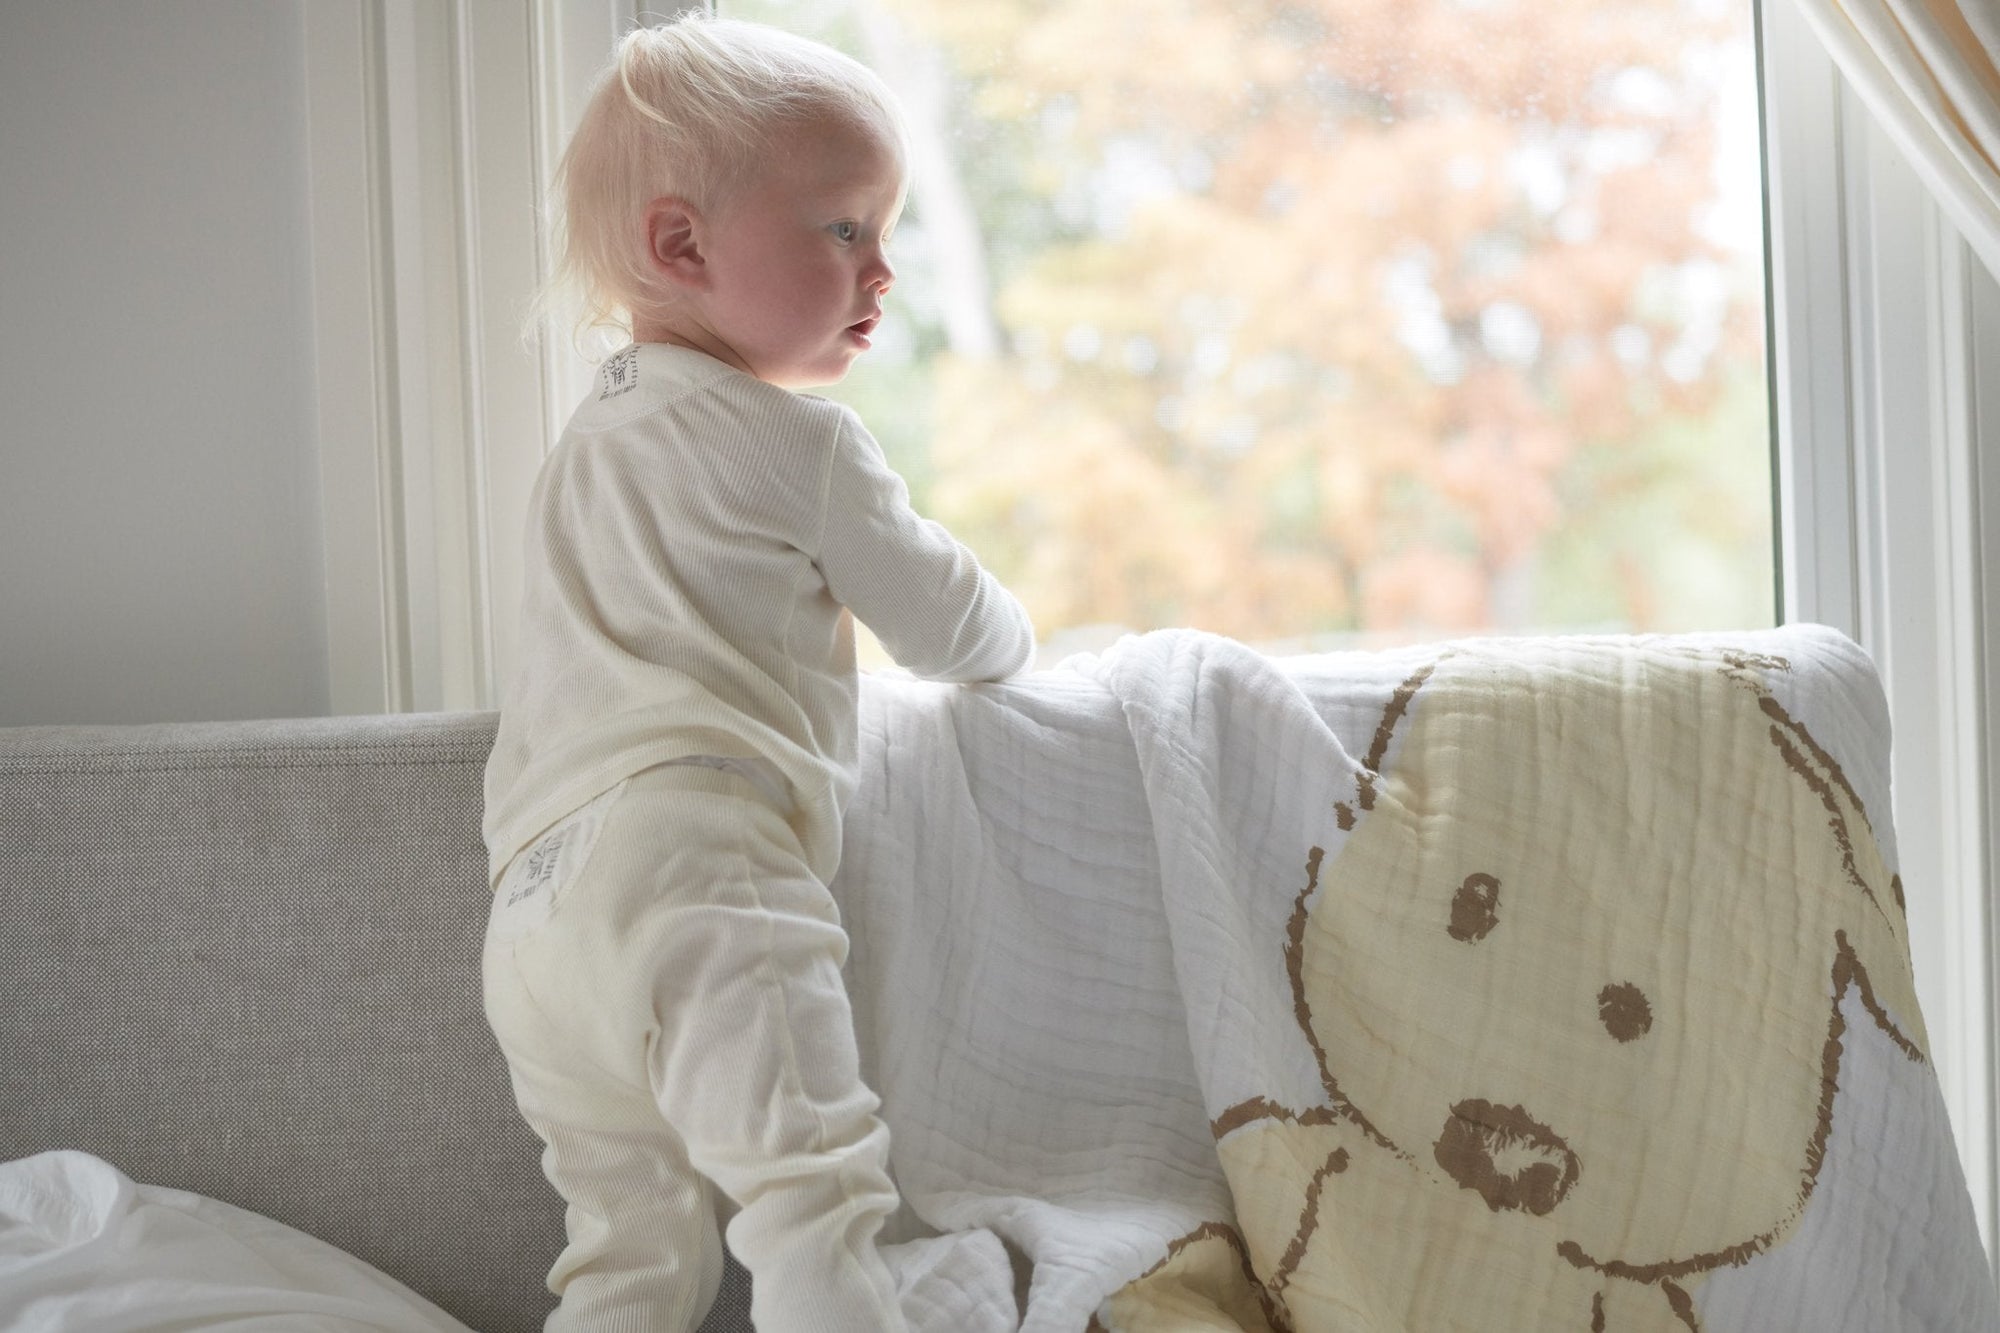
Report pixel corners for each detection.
[643,196,709,289]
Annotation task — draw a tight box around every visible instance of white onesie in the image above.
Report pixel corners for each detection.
[481,342,1034,1333]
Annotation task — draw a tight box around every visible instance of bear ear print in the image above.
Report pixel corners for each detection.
[1694,646,1793,697]
[1719,647,1792,677]
[1695,649,1895,927]
[1702,649,1881,848]
[1756,683,1901,932]
[1334,658,1440,831]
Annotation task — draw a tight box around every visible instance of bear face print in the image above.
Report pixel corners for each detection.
[1159,642,1930,1332]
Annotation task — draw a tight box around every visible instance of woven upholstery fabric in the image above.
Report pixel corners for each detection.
[0,712,752,1333]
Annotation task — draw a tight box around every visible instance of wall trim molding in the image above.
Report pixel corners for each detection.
[303,0,625,714]
[302,1,403,715]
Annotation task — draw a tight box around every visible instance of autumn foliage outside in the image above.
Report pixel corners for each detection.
[736,0,1775,654]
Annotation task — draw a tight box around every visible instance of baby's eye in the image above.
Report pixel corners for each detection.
[830,220,860,243]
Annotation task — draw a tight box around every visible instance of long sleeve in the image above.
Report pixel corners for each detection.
[816,411,1034,683]
[488,344,1032,885]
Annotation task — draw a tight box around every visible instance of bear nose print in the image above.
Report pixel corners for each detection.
[1434,1099,1581,1216]
[1598,982,1653,1042]
[1448,872,1501,942]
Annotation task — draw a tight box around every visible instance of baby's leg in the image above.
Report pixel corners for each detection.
[490,765,909,1333]
[496,1066,725,1332]
[631,770,908,1333]
[484,784,728,1333]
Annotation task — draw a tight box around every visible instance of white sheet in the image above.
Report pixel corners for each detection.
[0,1150,472,1333]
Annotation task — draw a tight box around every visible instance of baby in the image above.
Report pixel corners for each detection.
[480,16,1034,1333]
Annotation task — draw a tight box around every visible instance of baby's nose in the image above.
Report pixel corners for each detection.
[1433,1098,1580,1216]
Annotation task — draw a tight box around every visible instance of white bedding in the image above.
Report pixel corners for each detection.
[0,1150,471,1332]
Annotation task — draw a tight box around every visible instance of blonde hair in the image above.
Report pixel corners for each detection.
[532,13,908,348]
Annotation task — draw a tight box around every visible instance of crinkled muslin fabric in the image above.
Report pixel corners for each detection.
[826,624,1997,1331]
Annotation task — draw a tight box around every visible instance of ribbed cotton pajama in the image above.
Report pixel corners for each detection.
[483,761,906,1333]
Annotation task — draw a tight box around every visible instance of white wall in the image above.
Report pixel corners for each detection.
[0,2,328,725]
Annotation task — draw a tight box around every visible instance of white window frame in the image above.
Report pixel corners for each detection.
[1761,0,1999,1262]
[301,0,642,715]
[304,0,2000,1261]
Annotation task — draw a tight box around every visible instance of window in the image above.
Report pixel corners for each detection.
[308,1,1995,1249]
[724,0,1776,658]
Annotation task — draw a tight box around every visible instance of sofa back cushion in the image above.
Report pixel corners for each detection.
[2,712,564,1331]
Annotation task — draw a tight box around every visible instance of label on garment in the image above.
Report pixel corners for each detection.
[599,345,639,400]
[489,781,624,939]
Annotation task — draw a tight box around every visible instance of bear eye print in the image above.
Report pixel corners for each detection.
[1448,872,1501,943]
[1597,982,1653,1042]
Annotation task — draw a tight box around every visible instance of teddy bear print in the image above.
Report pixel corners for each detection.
[1099,642,1927,1332]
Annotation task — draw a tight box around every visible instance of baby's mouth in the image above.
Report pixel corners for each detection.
[1433,1098,1580,1216]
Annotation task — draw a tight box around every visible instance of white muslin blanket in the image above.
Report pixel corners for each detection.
[832,625,1998,1332]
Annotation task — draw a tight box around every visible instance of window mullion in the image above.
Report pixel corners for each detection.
[1762,0,1998,1262]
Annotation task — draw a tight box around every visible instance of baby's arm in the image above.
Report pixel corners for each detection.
[817,413,1034,682]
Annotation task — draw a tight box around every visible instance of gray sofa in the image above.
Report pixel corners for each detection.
[0,711,751,1333]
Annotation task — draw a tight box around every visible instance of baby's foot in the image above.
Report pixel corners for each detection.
[883,1229,1021,1333]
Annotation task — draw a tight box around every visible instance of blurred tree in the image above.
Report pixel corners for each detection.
[737,0,1773,648]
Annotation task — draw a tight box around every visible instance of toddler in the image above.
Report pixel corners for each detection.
[481,16,1034,1333]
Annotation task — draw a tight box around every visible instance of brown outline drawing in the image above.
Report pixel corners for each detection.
[1085,1220,1296,1333]
[1128,645,1928,1331]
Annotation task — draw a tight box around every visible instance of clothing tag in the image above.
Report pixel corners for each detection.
[490,782,623,939]
[599,346,639,400]
[503,827,572,909]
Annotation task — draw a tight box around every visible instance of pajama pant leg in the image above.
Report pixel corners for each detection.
[483,765,907,1333]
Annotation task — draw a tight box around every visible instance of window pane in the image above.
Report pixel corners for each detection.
[726,0,1774,655]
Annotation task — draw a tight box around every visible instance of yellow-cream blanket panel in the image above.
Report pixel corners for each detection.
[1099,634,1950,1332]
